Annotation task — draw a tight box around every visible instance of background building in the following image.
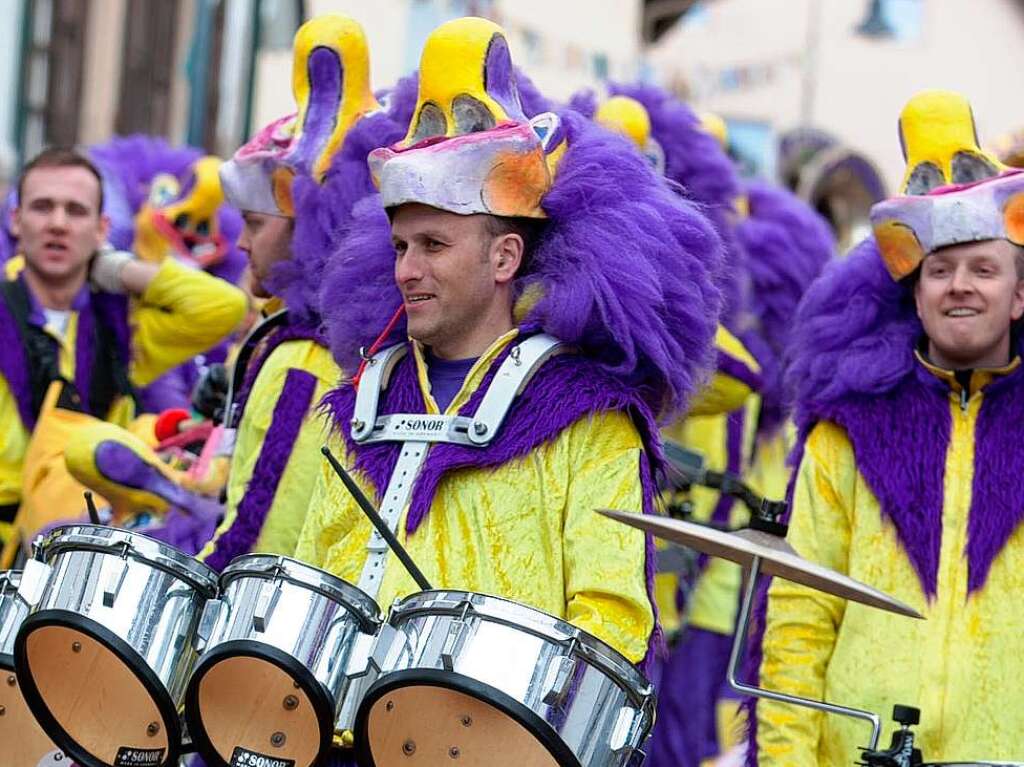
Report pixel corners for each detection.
[0,0,1020,196]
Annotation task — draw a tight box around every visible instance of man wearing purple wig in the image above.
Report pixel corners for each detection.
[296,20,724,753]
[748,91,1024,765]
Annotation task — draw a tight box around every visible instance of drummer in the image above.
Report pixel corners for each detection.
[296,16,724,672]
[748,90,1024,764]
[0,146,247,563]
[62,14,405,562]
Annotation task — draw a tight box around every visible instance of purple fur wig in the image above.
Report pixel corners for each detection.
[269,111,405,323]
[89,135,247,284]
[0,189,16,263]
[90,135,201,251]
[319,109,723,420]
[786,237,919,412]
[738,180,834,433]
[572,83,749,324]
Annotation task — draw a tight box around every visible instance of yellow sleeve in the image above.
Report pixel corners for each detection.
[129,258,247,386]
[688,325,761,417]
[562,409,655,664]
[754,421,852,767]
[200,341,339,559]
[0,378,30,507]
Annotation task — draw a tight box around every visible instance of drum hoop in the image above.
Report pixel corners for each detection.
[388,590,652,702]
[354,668,583,767]
[13,608,182,767]
[0,570,20,594]
[184,638,335,767]
[220,555,381,628]
[40,526,218,595]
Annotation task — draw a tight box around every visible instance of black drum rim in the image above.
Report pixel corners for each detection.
[13,608,181,767]
[183,638,335,767]
[353,668,582,767]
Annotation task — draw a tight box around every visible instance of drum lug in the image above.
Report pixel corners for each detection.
[542,654,577,707]
[102,557,130,608]
[609,705,640,753]
[441,619,470,672]
[252,582,283,632]
[16,559,52,608]
[196,598,225,652]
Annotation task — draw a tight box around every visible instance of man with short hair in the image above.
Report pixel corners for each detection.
[0,146,246,559]
[748,91,1024,765]
[296,16,724,689]
[64,14,405,563]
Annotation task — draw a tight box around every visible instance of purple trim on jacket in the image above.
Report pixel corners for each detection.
[204,367,319,571]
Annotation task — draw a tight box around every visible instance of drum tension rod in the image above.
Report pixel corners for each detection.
[322,446,434,592]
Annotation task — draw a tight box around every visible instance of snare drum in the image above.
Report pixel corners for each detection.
[184,554,382,767]
[13,524,217,767]
[356,590,656,767]
[1,570,66,767]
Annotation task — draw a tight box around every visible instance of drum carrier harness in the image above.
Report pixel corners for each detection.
[348,333,566,599]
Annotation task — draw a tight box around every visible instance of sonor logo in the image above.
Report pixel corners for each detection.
[114,747,165,766]
[398,417,446,432]
[230,747,295,767]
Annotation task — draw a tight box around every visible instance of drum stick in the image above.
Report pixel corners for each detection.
[321,446,434,591]
[84,491,102,526]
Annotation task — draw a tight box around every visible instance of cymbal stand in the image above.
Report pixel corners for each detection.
[726,553,883,752]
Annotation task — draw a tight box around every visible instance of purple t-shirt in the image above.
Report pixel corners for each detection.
[425,351,477,412]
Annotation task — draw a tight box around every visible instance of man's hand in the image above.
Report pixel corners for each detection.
[90,245,160,295]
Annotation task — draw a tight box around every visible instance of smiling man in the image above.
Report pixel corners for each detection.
[747,91,1024,765]
[0,146,247,559]
[296,18,724,730]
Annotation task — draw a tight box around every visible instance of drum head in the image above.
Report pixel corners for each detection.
[355,670,572,767]
[14,611,180,767]
[0,667,65,767]
[185,640,334,767]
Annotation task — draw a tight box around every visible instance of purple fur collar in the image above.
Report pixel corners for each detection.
[0,281,130,429]
[810,359,1024,597]
[321,336,666,670]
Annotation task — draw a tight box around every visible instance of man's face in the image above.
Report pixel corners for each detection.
[238,211,293,299]
[12,166,108,285]
[391,204,518,358]
[914,238,1024,368]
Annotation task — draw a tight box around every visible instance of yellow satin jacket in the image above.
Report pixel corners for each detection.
[200,336,340,559]
[753,358,1024,766]
[295,329,656,663]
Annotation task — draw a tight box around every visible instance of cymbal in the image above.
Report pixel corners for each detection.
[597,510,922,619]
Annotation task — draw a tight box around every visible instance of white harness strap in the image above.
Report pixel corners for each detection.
[351,334,566,599]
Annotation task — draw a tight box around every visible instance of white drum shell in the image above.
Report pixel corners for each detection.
[0,571,27,663]
[196,555,382,731]
[366,590,655,767]
[20,525,216,707]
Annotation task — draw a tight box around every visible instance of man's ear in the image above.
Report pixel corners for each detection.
[493,233,524,285]
[9,205,20,240]
[1012,277,1024,322]
[96,213,111,249]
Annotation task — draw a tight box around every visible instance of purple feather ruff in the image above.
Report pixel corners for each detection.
[738,180,834,432]
[320,109,723,420]
[573,83,749,324]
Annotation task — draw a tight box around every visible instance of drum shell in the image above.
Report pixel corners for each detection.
[363,590,655,767]
[0,570,28,664]
[21,537,212,706]
[193,555,382,738]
